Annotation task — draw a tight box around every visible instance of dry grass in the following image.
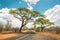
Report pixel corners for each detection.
[37,32,60,39]
[0,30,28,40]
[0,33,19,40]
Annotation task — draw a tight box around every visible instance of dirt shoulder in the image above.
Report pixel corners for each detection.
[0,33,19,40]
[37,32,60,40]
[0,30,27,40]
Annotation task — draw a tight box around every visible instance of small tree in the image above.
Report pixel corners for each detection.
[34,18,53,32]
[36,27,41,32]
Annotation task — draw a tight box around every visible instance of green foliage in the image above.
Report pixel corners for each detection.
[10,9,17,14]
[35,18,50,24]
[41,26,45,32]
[34,24,36,30]
[30,10,40,17]
[34,17,54,32]
[36,27,41,32]
[40,14,46,18]
[29,27,34,30]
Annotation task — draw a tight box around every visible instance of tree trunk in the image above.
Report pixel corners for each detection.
[19,16,24,33]
[19,26,23,32]
[41,27,44,32]
[41,24,44,32]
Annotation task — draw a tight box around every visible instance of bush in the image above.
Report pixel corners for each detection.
[36,27,40,32]
[54,27,60,34]
[45,27,60,34]
[11,27,19,32]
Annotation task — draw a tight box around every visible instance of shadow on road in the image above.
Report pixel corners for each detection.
[22,30,36,34]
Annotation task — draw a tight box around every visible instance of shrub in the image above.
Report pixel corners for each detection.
[36,27,40,32]
[54,27,60,34]
[11,27,19,32]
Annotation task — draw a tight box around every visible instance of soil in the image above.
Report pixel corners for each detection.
[37,32,60,40]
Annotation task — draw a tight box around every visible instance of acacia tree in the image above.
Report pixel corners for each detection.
[34,18,53,32]
[9,7,42,32]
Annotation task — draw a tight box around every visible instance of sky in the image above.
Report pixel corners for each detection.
[0,0,60,13]
[0,0,60,28]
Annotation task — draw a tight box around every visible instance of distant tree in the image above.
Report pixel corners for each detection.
[34,18,54,32]
[0,23,3,32]
[9,7,42,32]
[5,20,11,31]
[50,26,60,34]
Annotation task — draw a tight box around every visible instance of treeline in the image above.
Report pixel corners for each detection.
[29,26,60,34]
[0,7,60,34]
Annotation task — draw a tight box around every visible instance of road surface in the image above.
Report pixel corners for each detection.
[4,30,58,40]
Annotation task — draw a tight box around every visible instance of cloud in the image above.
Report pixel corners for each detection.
[26,22,34,28]
[11,18,21,28]
[0,8,22,27]
[23,0,40,10]
[44,5,60,26]
[0,8,9,14]
[0,18,7,25]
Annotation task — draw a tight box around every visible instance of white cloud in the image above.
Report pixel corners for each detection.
[0,18,7,25]
[26,22,34,28]
[0,8,22,28]
[44,5,60,26]
[0,8,9,14]
[23,0,40,10]
[11,18,21,28]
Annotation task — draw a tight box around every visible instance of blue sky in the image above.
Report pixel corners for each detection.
[0,0,60,13]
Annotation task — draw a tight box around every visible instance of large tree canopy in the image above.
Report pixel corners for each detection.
[9,7,43,32]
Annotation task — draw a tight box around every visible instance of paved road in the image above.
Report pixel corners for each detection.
[4,30,58,40]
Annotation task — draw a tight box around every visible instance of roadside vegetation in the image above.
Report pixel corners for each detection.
[0,7,60,40]
[0,7,60,34]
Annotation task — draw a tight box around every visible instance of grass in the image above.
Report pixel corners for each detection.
[37,31,60,40]
[0,33,19,40]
